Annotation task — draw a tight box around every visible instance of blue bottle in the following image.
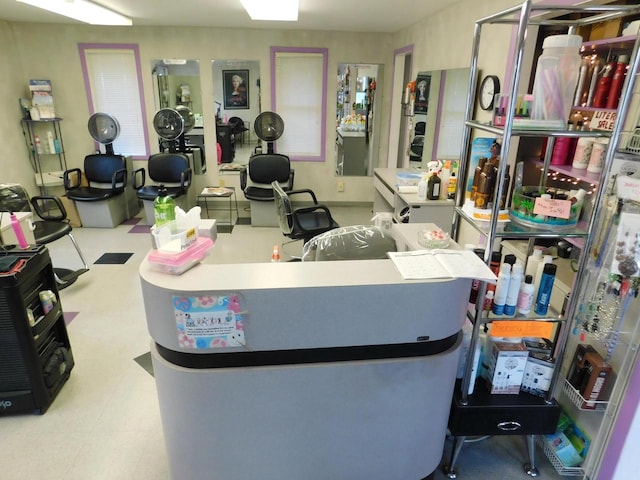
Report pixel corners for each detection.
[534,263,557,315]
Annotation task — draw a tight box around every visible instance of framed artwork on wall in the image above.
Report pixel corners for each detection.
[414,73,431,114]
[223,70,249,109]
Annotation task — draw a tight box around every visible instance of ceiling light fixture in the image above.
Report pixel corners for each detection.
[240,0,298,21]
[16,0,132,26]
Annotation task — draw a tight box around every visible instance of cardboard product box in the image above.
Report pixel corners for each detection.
[579,350,612,409]
[485,340,529,394]
[566,344,596,391]
[521,353,555,397]
[588,18,622,41]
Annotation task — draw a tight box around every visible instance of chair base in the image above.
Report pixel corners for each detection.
[249,200,279,227]
[75,195,129,228]
[141,195,192,226]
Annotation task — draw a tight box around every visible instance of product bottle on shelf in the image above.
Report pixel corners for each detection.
[504,262,523,316]
[517,274,535,315]
[447,171,457,200]
[533,255,554,302]
[499,165,510,209]
[606,55,629,109]
[586,58,602,107]
[487,251,502,295]
[426,172,441,200]
[470,157,487,202]
[417,175,428,200]
[524,248,543,282]
[474,162,496,209]
[572,137,594,169]
[534,263,557,315]
[492,262,511,315]
[592,61,615,108]
[587,138,608,174]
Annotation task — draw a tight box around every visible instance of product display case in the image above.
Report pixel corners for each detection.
[20,118,68,192]
[446,2,640,478]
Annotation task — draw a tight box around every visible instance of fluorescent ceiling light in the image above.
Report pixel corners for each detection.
[240,0,298,21]
[16,0,132,26]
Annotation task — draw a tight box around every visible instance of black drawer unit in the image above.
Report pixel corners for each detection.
[0,245,74,415]
[448,379,561,436]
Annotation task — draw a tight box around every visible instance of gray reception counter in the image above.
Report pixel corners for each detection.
[140,251,470,480]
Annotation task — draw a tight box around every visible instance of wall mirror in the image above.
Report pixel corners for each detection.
[212,59,261,165]
[336,63,383,176]
[151,59,206,174]
[408,68,471,170]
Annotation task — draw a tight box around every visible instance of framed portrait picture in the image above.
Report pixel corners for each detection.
[414,73,431,114]
[223,70,249,109]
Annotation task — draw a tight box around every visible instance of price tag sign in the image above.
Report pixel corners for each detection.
[616,175,640,201]
[591,110,618,131]
[533,197,571,219]
[491,321,554,338]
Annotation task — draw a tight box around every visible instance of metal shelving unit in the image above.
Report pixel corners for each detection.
[445,2,640,478]
[20,118,68,193]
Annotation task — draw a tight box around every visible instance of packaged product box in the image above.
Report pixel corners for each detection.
[588,18,622,41]
[546,431,584,467]
[485,339,529,394]
[521,353,555,397]
[566,344,596,391]
[579,350,612,409]
[545,410,591,467]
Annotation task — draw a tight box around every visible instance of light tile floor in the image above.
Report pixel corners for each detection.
[0,204,562,479]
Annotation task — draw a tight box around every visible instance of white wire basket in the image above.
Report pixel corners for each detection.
[542,438,586,476]
[562,377,608,412]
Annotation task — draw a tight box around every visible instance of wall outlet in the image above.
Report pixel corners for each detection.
[337,180,345,192]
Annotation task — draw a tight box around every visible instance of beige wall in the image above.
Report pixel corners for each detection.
[0,0,518,201]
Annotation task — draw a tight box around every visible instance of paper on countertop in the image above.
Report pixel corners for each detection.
[388,249,498,282]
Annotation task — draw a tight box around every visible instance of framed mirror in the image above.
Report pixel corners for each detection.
[151,59,206,174]
[212,59,261,165]
[408,68,471,170]
[336,63,383,176]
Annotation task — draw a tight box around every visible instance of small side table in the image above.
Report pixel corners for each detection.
[197,187,239,227]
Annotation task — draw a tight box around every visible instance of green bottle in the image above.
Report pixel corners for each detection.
[153,184,175,227]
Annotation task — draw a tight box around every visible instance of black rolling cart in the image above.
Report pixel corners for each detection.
[0,245,74,415]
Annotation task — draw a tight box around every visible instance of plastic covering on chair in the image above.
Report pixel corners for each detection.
[302,225,397,261]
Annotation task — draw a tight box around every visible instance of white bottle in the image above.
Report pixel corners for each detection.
[524,248,543,283]
[492,263,511,316]
[504,262,523,316]
[533,255,554,301]
[417,175,427,200]
[517,274,535,315]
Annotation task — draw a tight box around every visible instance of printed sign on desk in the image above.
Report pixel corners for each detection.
[173,293,247,349]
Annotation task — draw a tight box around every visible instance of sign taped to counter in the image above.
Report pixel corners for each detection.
[173,293,247,349]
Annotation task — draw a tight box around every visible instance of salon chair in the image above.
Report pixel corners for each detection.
[272,181,338,254]
[0,184,88,289]
[134,152,193,225]
[63,153,130,228]
[241,154,294,227]
[301,225,397,262]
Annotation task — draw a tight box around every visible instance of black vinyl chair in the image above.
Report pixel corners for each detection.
[0,184,88,289]
[63,153,131,228]
[63,153,127,202]
[241,154,294,226]
[272,181,339,246]
[415,121,426,136]
[134,153,192,224]
[228,116,249,144]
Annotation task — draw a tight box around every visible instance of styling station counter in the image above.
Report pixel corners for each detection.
[374,168,455,231]
[140,250,470,480]
[336,127,367,176]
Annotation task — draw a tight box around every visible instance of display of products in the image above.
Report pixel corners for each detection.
[606,55,629,109]
[535,263,557,315]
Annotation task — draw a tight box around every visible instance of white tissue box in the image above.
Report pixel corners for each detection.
[151,221,198,253]
[198,219,217,242]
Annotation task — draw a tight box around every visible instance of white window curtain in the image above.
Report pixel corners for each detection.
[273,48,327,161]
[436,68,469,159]
[79,44,149,158]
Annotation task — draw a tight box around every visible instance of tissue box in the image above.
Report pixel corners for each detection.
[147,237,213,275]
[151,220,198,253]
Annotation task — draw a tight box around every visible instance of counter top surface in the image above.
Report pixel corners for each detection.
[337,127,365,138]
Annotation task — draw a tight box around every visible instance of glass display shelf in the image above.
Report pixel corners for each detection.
[465,120,613,139]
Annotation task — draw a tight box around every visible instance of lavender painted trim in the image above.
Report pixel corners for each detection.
[598,354,640,479]
[270,46,328,162]
[77,43,150,160]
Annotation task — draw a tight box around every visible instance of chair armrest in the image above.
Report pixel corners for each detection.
[240,169,247,191]
[294,204,336,224]
[287,188,319,204]
[31,195,67,222]
[180,168,193,191]
[111,168,127,191]
[288,169,295,190]
[63,168,82,190]
[132,168,145,189]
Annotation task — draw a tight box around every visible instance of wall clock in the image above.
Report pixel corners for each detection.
[479,75,500,111]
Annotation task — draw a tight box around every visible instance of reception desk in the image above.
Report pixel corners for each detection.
[140,237,470,480]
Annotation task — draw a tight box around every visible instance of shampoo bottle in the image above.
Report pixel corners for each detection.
[492,263,511,315]
[517,274,535,315]
[504,262,523,316]
[534,263,557,315]
[417,175,428,200]
[524,248,543,282]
